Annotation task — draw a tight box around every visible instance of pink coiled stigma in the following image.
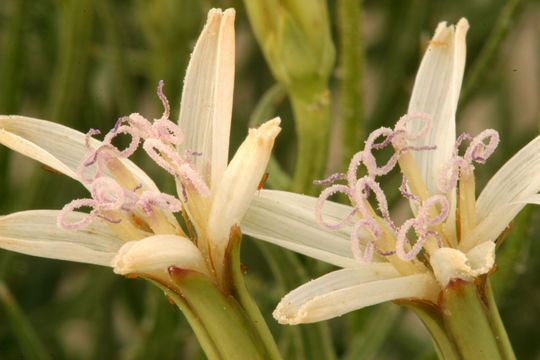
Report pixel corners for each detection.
[58,176,182,231]
[438,129,499,193]
[58,80,210,231]
[79,81,208,199]
[314,112,442,264]
[58,177,127,230]
[395,177,448,260]
[143,139,210,200]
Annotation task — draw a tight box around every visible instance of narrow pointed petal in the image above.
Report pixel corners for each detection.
[207,119,281,273]
[0,210,123,266]
[0,116,159,191]
[112,234,209,277]
[461,136,540,250]
[178,8,235,189]
[242,190,373,268]
[407,19,468,194]
[273,268,438,324]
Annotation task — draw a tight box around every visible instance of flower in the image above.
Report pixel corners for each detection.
[0,8,281,290]
[242,18,540,324]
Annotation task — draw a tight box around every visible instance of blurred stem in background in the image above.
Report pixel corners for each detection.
[244,1,338,358]
[459,0,523,109]
[0,0,26,211]
[337,0,364,170]
[244,0,335,194]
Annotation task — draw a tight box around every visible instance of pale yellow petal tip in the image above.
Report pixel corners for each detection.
[111,236,210,276]
[207,8,236,21]
[431,18,469,47]
[273,302,304,325]
[249,117,282,141]
[430,242,495,287]
[457,18,470,32]
[111,241,137,275]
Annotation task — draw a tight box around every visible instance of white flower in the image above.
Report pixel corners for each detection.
[0,8,281,288]
[242,18,540,324]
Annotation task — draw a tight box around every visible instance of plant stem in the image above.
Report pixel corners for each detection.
[337,0,365,169]
[400,277,516,360]
[439,279,515,360]
[290,85,331,195]
[154,228,283,360]
[484,280,516,359]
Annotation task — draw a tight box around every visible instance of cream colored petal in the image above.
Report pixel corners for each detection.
[407,19,468,195]
[466,241,496,276]
[0,115,158,191]
[515,194,540,205]
[0,210,122,266]
[461,135,540,250]
[207,119,281,274]
[242,190,373,268]
[112,234,209,277]
[431,242,495,287]
[273,268,438,324]
[178,8,235,189]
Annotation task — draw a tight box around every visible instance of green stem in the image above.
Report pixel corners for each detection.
[290,86,331,195]
[256,241,336,360]
[151,227,282,360]
[337,0,365,169]
[484,280,516,359]
[156,271,273,360]
[227,227,283,360]
[0,0,26,212]
[0,282,51,360]
[398,300,460,360]
[400,278,516,360]
[440,279,511,360]
[145,273,216,358]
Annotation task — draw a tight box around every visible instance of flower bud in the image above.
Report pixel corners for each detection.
[244,0,335,94]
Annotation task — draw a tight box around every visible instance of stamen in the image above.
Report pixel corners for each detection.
[395,194,449,261]
[352,176,397,232]
[437,129,500,193]
[91,177,127,211]
[153,119,183,145]
[350,213,398,262]
[102,125,140,158]
[97,214,122,223]
[350,220,377,263]
[156,80,170,121]
[346,151,365,185]
[394,112,433,141]
[57,198,97,230]
[137,192,183,214]
[85,129,101,149]
[464,129,499,164]
[313,172,347,185]
[362,127,400,176]
[399,176,420,202]
[315,185,356,230]
[143,139,210,197]
[112,117,127,133]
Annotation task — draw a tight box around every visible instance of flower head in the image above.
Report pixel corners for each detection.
[242,18,540,324]
[0,8,281,290]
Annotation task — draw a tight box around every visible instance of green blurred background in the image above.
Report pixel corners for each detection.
[0,0,539,359]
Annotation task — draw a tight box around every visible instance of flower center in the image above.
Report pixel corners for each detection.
[57,81,209,244]
[315,113,500,276]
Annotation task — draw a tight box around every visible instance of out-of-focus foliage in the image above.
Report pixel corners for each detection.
[0,0,538,359]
